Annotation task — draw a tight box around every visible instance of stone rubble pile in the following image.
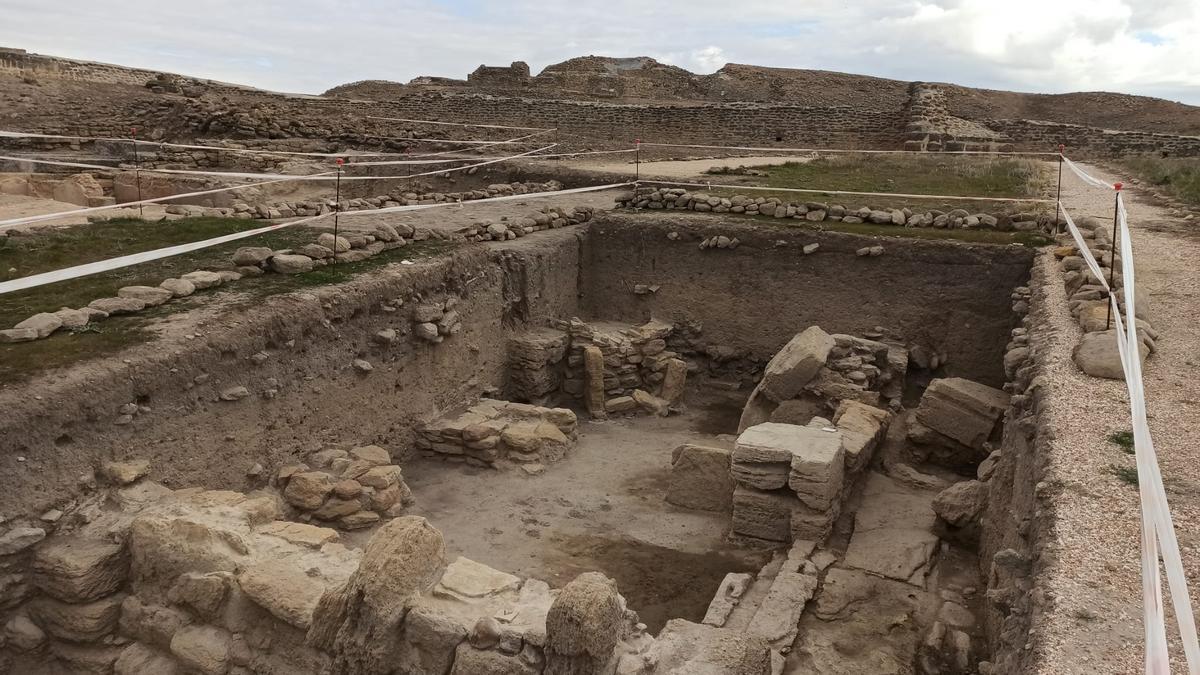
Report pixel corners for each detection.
[408,296,465,345]
[738,326,908,433]
[417,398,578,471]
[1052,215,1159,380]
[276,445,415,530]
[617,187,1056,232]
[0,467,664,675]
[453,204,595,242]
[209,180,564,221]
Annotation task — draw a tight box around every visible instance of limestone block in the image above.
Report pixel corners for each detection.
[395,606,468,675]
[833,400,891,474]
[114,643,181,675]
[129,504,253,587]
[842,473,939,585]
[0,527,47,555]
[701,572,752,627]
[350,445,392,466]
[640,618,771,674]
[32,537,128,603]
[544,572,626,673]
[119,595,190,650]
[658,358,688,403]
[283,471,336,510]
[270,254,314,274]
[49,642,124,673]
[89,296,147,315]
[117,285,174,306]
[450,642,539,674]
[732,486,797,542]
[231,246,273,266]
[932,480,986,528]
[1073,329,1150,380]
[3,614,46,651]
[666,444,733,512]
[238,559,327,630]
[758,326,835,403]
[911,377,1009,451]
[180,270,224,289]
[746,571,819,648]
[171,624,232,675]
[14,312,63,338]
[168,572,229,619]
[582,345,607,419]
[29,593,125,642]
[434,556,521,601]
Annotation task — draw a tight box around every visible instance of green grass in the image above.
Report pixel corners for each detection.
[1119,157,1200,208]
[703,154,1052,215]
[0,216,458,383]
[1108,430,1135,454]
[1106,464,1140,486]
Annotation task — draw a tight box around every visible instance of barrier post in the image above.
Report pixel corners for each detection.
[634,139,641,183]
[1106,182,1122,330]
[1055,144,1064,234]
[130,127,145,219]
[554,128,560,160]
[332,158,344,264]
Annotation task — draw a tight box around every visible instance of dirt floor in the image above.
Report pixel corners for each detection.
[401,391,775,634]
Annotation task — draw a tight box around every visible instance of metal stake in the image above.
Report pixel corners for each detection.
[130,127,144,219]
[634,139,641,183]
[332,158,344,264]
[1106,183,1122,330]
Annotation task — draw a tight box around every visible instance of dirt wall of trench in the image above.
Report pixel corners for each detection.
[580,212,1034,386]
[0,232,583,518]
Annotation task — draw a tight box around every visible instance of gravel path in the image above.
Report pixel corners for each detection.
[1037,162,1200,673]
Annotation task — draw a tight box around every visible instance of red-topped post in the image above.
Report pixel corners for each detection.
[130,127,144,219]
[332,157,345,263]
[634,139,642,183]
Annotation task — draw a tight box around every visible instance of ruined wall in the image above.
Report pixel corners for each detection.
[0,233,583,518]
[580,213,1033,387]
[0,49,163,86]
[983,118,1200,157]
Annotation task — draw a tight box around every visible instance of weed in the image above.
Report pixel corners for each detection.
[1107,430,1135,454]
[1119,157,1200,208]
[1106,464,1140,486]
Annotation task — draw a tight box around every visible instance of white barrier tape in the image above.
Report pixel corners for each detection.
[0,153,343,181]
[0,144,558,230]
[337,181,632,219]
[0,181,631,295]
[0,173,334,230]
[0,213,327,294]
[1111,192,1200,673]
[525,149,640,159]
[1057,205,1110,288]
[639,179,1053,204]
[366,115,552,132]
[638,142,1060,156]
[1063,155,1116,190]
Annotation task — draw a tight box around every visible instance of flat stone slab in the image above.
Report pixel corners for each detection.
[433,556,522,601]
[912,377,1008,450]
[733,423,844,507]
[640,618,772,674]
[746,570,819,648]
[842,473,939,585]
[667,444,734,512]
[758,326,835,403]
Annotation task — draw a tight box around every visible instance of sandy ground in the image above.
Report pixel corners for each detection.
[401,393,774,634]
[1037,163,1200,673]
[560,154,814,180]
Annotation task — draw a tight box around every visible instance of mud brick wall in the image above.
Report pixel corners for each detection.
[984,118,1200,157]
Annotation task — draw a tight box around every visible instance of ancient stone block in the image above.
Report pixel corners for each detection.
[758,326,835,403]
[658,358,688,403]
[449,642,539,674]
[119,596,189,650]
[30,593,125,642]
[911,378,1008,453]
[1073,329,1149,380]
[396,605,468,675]
[746,571,819,647]
[433,556,521,601]
[666,444,734,512]
[114,643,181,675]
[32,537,128,603]
[843,473,939,585]
[701,572,752,628]
[283,472,336,510]
[238,559,327,630]
[256,521,339,548]
[170,624,232,675]
[732,486,797,542]
[582,345,607,419]
[833,400,891,474]
[640,619,771,674]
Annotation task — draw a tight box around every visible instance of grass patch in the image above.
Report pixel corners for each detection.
[1119,157,1200,208]
[703,154,1052,215]
[0,216,458,382]
[1108,430,1135,454]
[1105,464,1139,486]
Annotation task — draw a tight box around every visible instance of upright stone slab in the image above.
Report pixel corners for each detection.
[582,345,607,419]
[911,378,1008,451]
[832,400,891,474]
[666,444,734,512]
[732,486,797,542]
[758,326,835,403]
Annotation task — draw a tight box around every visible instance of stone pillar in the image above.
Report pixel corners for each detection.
[582,346,607,420]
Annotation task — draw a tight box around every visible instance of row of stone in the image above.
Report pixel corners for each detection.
[453,204,596,243]
[276,445,414,530]
[417,399,578,469]
[618,187,1053,232]
[1054,215,1159,380]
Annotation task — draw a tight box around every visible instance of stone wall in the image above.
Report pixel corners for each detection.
[0,50,164,87]
[985,118,1200,157]
[581,213,1033,388]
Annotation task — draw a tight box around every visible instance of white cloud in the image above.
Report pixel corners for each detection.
[0,0,1196,103]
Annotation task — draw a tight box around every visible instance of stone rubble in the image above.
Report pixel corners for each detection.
[417,398,578,468]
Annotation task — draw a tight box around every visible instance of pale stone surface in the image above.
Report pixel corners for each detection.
[88,296,147,315]
[666,444,733,512]
[758,326,835,402]
[101,459,151,485]
[702,572,753,627]
[171,624,232,675]
[833,400,891,474]
[350,445,392,466]
[1073,329,1150,380]
[14,312,62,338]
[434,556,522,601]
[395,606,468,675]
[181,270,224,289]
[32,537,128,603]
[29,594,124,641]
[911,378,1008,451]
[639,618,772,674]
[732,486,796,542]
[0,526,47,555]
[232,246,274,266]
[283,471,336,510]
[238,559,327,629]
[118,285,174,306]
[843,473,939,585]
[114,643,181,675]
[932,480,986,527]
[747,571,819,647]
[270,254,315,274]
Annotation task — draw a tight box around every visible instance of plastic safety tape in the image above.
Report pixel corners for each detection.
[638,180,1052,203]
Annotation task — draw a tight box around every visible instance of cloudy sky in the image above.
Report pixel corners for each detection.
[2,0,1198,104]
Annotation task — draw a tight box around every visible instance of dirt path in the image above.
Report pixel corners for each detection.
[1037,162,1200,673]
[0,194,176,233]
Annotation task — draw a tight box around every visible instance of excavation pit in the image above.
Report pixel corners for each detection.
[0,211,1038,673]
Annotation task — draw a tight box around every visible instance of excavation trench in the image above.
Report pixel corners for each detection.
[0,212,1037,673]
